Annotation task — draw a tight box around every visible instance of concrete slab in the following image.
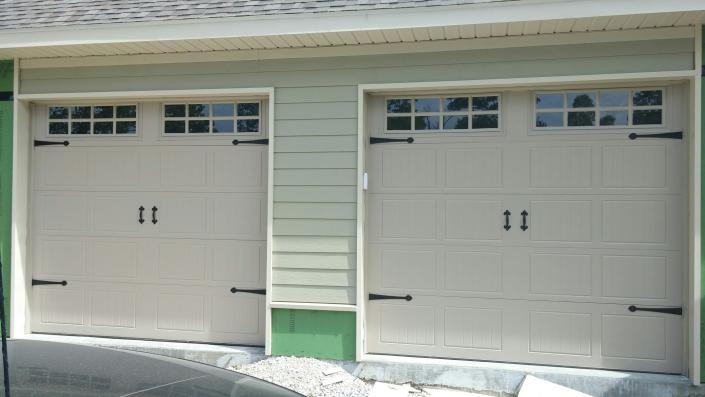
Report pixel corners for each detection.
[19,334,265,368]
[355,355,705,397]
[423,387,493,396]
[369,382,409,397]
[518,375,592,397]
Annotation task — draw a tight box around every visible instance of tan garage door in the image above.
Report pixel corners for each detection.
[365,87,686,373]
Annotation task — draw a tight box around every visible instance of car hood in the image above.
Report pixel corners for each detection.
[2,339,300,397]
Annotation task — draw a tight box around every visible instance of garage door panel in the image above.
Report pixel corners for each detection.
[38,193,90,232]
[210,241,265,284]
[602,145,667,189]
[529,200,593,243]
[601,200,666,244]
[160,150,208,187]
[445,147,503,188]
[378,303,436,346]
[529,146,592,188]
[444,306,503,350]
[89,240,140,279]
[211,295,264,336]
[445,200,504,241]
[380,199,437,239]
[35,150,89,188]
[37,288,85,326]
[92,150,141,187]
[529,310,592,356]
[157,293,206,332]
[444,251,503,294]
[90,290,137,329]
[36,238,86,277]
[528,253,592,297]
[157,242,207,282]
[379,248,437,291]
[374,147,438,189]
[213,150,265,189]
[93,195,143,233]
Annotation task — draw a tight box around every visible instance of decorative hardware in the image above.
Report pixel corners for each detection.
[520,210,528,231]
[370,137,414,144]
[151,206,158,224]
[0,91,12,101]
[138,206,145,224]
[230,287,266,295]
[503,210,511,231]
[32,279,67,287]
[628,131,682,140]
[232,138,269,145]
[628,305,682,316]
[369,293,412,301]
[34,140,69,147]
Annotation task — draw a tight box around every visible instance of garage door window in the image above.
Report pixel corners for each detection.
[48,105,138,135]
[534,88,664,129]
[386,94,500,133]
[163,101,261,135]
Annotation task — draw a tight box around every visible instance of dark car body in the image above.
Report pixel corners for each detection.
[0,339,302,396]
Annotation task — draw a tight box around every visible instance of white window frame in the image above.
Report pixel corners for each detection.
[383,93,502,134]
[46,104,139,137]
[532,87,666,131]
[160,99,263,136]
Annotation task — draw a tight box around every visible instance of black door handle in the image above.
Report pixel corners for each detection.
[520,210,528,231]
[151,206,158,224]
[138,206,145,224]
[32,279,67,286]
[230,287,266,295]
[503,210,511,231]
[369,293,412,301]
[628,305,682,316]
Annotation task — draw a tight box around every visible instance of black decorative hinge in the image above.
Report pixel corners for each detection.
[628,131,682,140]
[232,139,269,145]
[369,293,412,301]
[628,305,682,316]
[230,287,266,295]
[0,91,12,102]
[34,140,69,147]
[370,137,414,144]
[32,279,67,287]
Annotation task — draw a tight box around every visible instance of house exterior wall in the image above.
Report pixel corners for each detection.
[15,36,697,361]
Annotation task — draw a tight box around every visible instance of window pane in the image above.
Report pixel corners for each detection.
[414,98,440,113]
[599,91,628,107]
[71,106,91,119]
[213,120,234,133]
[472,114,498,129]
[237,103,260,116]
[189,120,209,133]
[387,99,411,113]
[237,119,260,133]
[164,105,186,118]
[633,109,662,125]
[567,93,596,108]
[599,111,628,126]
[116,121,137,134]
[535,112,563,127]
[93,122,113,134]
[49,107,69,119]
[472,96,499,111]
[71,122,91,134]
[164,120,185,133]
[567,111,595,126]
[116,105,137,118]
[414,116,439,130]
[536,93,563,109]
[189,104,209,118]
[387,116,411,130]
[443,97,469,112]
[443,115,468,130]
[49,122,68,134]
[633,90,662,106]
[212,103,234,117]
[93,106,113,119]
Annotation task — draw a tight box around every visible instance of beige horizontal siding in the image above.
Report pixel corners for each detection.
[22,37,695,306]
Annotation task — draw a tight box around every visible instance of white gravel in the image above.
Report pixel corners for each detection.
[231,356,373,397]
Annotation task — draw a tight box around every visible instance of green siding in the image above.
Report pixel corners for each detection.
[0,60,12,329]
[271,309,355,360]
[701,26,705,383]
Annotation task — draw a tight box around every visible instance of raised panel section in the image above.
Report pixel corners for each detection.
[211,295,262,334]
[158,242,206,281]
[602,201,666,243]
[530,254,591,296]
[92,151,140,187]
[213,150,263,188]
[160,151,207,187]
[529,311,591,356]
[158,197,207,234]
[381,199,436,239]
[90,241,138,278]
[602,146,666,188]
[445,251,502,293]
[444,307,502,350]
[446,148,502,188]
[37,151,89,188]
[211,242,263,283]
[530,147,591,188]
[157,294,205,331]
[446,200,502,240]
[380,249,436,290]
[379,304,435,345]
[602,315,666,360]
[381,149,436,188]
[39,289,84,325]
[602,256,666,299]
[38,239,85,277]
[40,194,89,232]
[212,197,263,237]
[93,197,140,232]
[530,201,592,242]
[90,291,136,328]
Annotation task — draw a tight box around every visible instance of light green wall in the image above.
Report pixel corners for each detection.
[0,60,12,328]
[271,309,355,360]
[18,38,695,307]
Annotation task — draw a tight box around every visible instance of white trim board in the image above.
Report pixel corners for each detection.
[17,88,273,102]
[270,302,357,312]
[356,69,699,381]
[265,91,275,356]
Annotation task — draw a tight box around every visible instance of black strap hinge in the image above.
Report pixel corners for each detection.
[230,287,266,295]
[0,91,12,102]
[628,131,682,140]
[34,140,69,147]
[32,279,67,287]
[628,305,682,316]
[369,293,412,301]
[232,139,269,146]
[370,137,414,144]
